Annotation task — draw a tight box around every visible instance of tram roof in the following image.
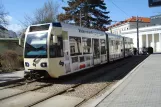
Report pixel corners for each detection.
[105,32,123,38]
[52,22,105,35]
[29,22,130,39]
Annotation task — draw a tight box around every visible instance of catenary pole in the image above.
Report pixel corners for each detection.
[136,16,139,55]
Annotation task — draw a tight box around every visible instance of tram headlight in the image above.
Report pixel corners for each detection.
[25,62,29,67]
[41,62,47,67]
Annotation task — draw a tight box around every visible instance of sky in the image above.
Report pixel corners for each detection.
[2,0,161,32]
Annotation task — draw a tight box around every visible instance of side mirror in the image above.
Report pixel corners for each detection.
[53,36,58,44]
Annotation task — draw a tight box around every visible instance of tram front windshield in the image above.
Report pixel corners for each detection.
[24,32,48,58]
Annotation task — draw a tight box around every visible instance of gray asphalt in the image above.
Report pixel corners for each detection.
[0,71,24,86]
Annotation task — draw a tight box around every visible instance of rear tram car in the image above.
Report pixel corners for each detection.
[24,22,133,78]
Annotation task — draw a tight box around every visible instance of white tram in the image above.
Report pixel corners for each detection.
[24,22,133,78]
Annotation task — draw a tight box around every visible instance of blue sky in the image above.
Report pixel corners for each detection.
[2,0,161,32]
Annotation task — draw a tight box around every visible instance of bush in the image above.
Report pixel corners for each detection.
[147,47,153,54]
[18,56,24,68]
[1,50,23,72]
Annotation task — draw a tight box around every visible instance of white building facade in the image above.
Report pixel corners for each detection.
[109,22,150,35]
[107,15,161,53]
[122,25,161,52]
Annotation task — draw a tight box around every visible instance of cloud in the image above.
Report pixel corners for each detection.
[7,24,22,32]
[5,15,13,22]
[5,15,23,32]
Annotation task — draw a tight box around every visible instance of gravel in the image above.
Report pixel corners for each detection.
[63,56,147,99]
[36,84,73,93]
[64,82,108,99]
[11,82,48,91]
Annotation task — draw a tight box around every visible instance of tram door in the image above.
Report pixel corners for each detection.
[92,39,101,65]
[62,31,71,73]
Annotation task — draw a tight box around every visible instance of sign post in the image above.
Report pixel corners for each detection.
[149,0,161,7]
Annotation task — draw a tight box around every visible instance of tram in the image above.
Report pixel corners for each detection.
[23,22,133,78]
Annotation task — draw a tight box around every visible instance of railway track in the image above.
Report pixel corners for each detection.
[0,55,148,107]
[0,79,39,90]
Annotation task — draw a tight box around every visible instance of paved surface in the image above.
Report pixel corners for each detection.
[97,54,161,107]
[0,71,24,86]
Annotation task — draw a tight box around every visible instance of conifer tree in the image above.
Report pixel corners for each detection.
[58,0,111,31]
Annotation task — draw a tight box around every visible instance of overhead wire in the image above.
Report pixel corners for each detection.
[109,0,130,17]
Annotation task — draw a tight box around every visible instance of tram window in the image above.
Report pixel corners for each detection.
[101,39,106,54]
[82,37,91,54]
[69,37,82,56]
[93,39,100,58]
[86,56,90,61]
[111,40,114,46]
[50,35,63,58]
[120,41,123,46]
[70,46,75,55]
[29,24,50,32]
[115,41,119,50]
[79,56,85,62]
[72,57,78,63]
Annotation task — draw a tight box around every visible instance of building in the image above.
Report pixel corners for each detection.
[107,16,151,35]
[148,14,161,26]
[0,25,23,55]
[0,25,18,38]
[107,15,161,53]
[0,25,9,38]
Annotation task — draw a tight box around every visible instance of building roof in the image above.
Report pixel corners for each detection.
[107,16,150,29]
[0,25,8,31]
[149,14,161,26]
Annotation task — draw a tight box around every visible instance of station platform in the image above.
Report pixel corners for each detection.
[95,54,161,107]
[0,71,24,86]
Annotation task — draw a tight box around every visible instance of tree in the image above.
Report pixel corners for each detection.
[0,3,8,26]
[23,0,59,27]
[58,0,111,31]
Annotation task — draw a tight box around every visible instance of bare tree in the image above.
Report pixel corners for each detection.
[0,2,8,26]
[23,0,59,27]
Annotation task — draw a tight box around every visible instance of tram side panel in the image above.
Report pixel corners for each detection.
[108,35,118,61]
[62,30,108,76]
[48,27,66,78]
[62,31,71,74]
[62,30,94,75]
